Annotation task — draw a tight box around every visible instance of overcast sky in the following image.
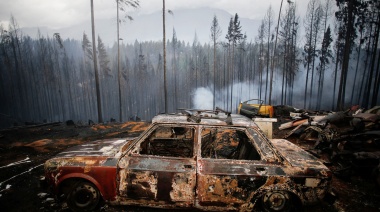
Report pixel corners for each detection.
[0,0,312,30]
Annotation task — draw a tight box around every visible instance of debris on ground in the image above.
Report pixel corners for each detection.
[275,105,380,189]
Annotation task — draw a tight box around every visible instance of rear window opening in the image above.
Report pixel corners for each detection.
[139,126,195,158]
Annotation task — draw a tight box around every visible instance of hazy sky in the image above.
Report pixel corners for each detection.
[0,0,311,29]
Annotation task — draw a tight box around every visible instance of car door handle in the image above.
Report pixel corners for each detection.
[184,165,192,169]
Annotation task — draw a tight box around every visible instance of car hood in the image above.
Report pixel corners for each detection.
[54,137,135,158]
[270,139,328,170]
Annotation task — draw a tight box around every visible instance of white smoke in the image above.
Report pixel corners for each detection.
[192,81,263,112]
[192,87,214,110]
[191,60,370,112]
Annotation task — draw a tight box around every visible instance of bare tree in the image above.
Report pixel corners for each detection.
[225,18,234,110]
[8,16,28,119]
[162,0,167,113]
[316,26,333,110]
[81,32,94,118]
[308,4,323,109]
[302,0,322,109]
[256,19,266,100]
[350,1,367,105]
[1,21,16,119]
[269,0,284,105]
[225,14,243,110]
[279,3,298,105]
[335,0,360,110]
[210,14,222,109]
[367,3,380,108]
[90,0,102,123]
[116,0,139,122]
[162,0,173,113]
[172,28,178,109]
[264,6,274,104]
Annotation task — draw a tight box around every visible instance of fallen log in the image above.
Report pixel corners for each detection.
[279,119,308,130]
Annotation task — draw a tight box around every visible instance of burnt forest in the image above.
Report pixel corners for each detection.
[0,0,379,126]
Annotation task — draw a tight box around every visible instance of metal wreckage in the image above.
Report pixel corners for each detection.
[278,105,380,188]
[44,108,332,211]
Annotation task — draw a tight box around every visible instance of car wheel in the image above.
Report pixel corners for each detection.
[261,191,292,211]
[67,181,100,212]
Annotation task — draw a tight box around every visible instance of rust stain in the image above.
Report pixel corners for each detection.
[127,171,158,199]
[265,176,288,185]
[170,173,195,201]
[198,175,245,204]
[83,165,91,173]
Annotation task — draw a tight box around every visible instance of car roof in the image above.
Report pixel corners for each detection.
[152,112,259,128]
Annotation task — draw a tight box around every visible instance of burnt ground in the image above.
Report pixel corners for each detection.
[0,121,379,211]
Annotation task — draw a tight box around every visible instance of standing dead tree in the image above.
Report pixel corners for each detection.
[90,0,102,123]
[303,0,322,109]
[210,15,222,109]
[264,6,274,104]
[116,0,140,122]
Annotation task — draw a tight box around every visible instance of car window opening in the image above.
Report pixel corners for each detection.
[139,126,195,158]
[201,128,261,160]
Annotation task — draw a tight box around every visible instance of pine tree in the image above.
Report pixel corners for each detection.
[302,0,322,109]
[82,32,93,61]
[335,0,361,109]
[225,13,243,110]
[97,36,111,75]
[316,26,333,109]
[256,19,266,101]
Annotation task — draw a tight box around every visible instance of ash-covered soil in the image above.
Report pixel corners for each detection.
[0,122,149,211]
[0,121,379,211]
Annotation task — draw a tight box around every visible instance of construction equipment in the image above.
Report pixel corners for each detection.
[238,99,274,118]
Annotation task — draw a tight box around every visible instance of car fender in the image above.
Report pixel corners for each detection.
[57,173,108,199]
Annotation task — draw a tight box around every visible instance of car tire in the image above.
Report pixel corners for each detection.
[261,191,292,212]
[67,181,100,212]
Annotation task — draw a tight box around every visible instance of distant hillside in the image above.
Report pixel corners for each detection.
[21,7,260,46]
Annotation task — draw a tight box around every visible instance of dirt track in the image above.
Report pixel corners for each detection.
[0,121,379,211]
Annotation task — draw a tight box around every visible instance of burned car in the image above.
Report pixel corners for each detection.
[44,110,331,211]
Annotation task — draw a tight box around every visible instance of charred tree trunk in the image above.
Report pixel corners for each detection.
[90,0,103,123]
[369,15,380,107]
[337,0,354,110]
[163,0,167,113]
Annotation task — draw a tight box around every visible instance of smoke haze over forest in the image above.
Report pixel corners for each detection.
[0,0,379,128]
[19,8,261,46]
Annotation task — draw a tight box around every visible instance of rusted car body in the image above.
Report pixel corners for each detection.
[44,112,331,211]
